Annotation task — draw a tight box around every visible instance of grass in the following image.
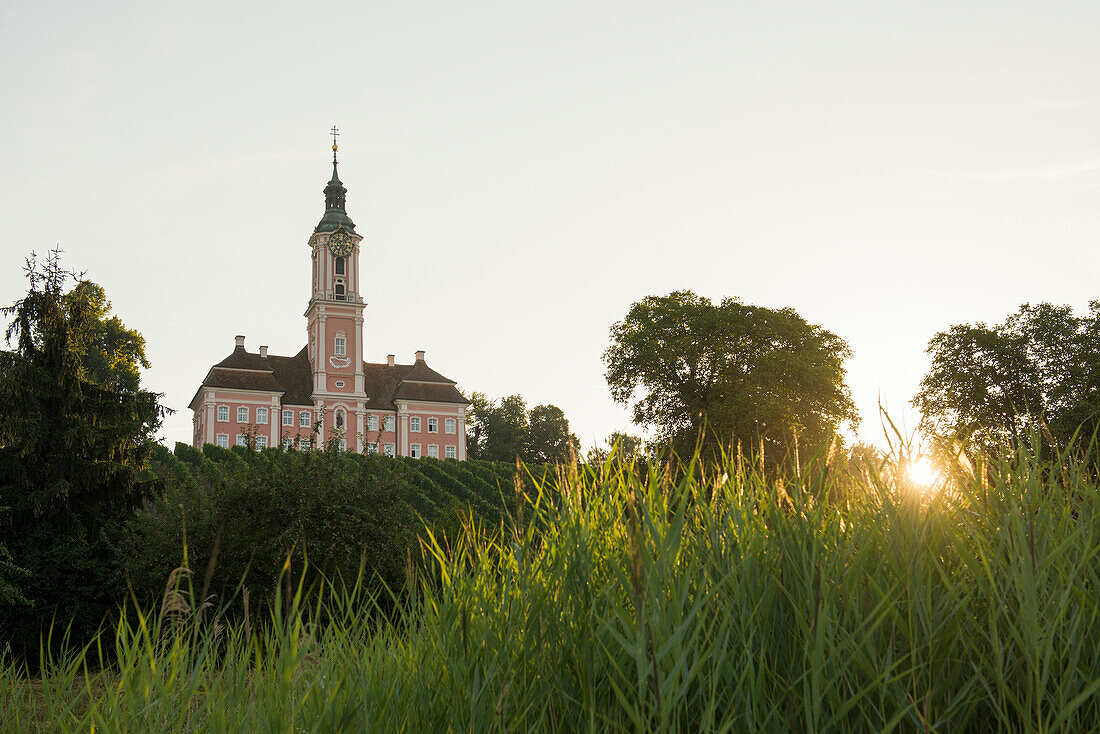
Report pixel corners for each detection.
[4,441,1100,732]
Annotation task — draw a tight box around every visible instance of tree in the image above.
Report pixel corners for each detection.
[604,290,858,467]
[467,392,529,461]
[466,392,577,464]
[0,251,164,655]
[586,431,646,466]
[914,302,1100,455]
[62,281,150,393]
[525,405,578,465]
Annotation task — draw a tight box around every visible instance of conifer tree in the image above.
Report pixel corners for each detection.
[0,250,164,654]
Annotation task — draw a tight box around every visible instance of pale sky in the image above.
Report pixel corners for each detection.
[1,1,1098,452]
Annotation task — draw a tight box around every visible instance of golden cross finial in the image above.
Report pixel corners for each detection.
[331,125,339,161]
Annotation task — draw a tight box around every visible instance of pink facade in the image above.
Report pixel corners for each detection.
[190,144,469,459]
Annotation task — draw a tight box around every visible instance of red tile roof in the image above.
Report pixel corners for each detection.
[194,345,467,411]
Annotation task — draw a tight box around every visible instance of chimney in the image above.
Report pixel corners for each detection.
[235,335,245,349]
[415,350,425,362]
[387,354,395,367]
[259,345,268,358]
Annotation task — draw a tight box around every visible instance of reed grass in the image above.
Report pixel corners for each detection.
[4,441,1100,732]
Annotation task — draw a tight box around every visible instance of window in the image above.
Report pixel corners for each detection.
[338,439,347,452]
[335,256,345,275]
[256,435,268,449]
[410,417,421,432]
[256,408,268,424]
[237,407,248,423]
[216,433,229,448]
[335,282,345,301]
[236,435,248,447]
[410,443,421,458]
[445,418,456,434]
[300,411,311,427]
[384,443,395,457]
[300,438,312,452]
[334,337,346,356]
[445,445,457,459]
[217,406,229,422]
[282,410,293,426]
[282,437,293,450]
[384,416,395,432]
[427,418,438,433]
[367,415,378,432]
[334,380,345,388]
[428,444,439,458]
[367,442,378,454]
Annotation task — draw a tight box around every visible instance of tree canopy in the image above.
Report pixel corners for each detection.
[603,290,858,465]
[914,301,1100,454]
[467,392,577,464]
[62,280,150,393]
[0,251,164,652]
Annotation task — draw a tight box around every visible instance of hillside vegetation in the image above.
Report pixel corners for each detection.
[6,442,1100,731]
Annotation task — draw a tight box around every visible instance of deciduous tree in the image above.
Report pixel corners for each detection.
[604,290,858,467]
[467,393,577,464]
[914,302,1100,454]
[525,404,578,465]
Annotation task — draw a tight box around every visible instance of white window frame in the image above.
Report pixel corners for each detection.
[256,435,268,449]
[367,415,378,432]
[282,437,294,450]
[338,439,347,452]
[410,417,421,432]
[445,445,456,459]
[236,435,248,447]
[384,416,395,432]
[282,410,293,426]
[410,443,421,459]
[300,411,311,428]
[237,406,249,423]
[300,438,312,452]
[217,405,229,422]
[216,433,229,448]
[334,336,346,357]
[445,418,456,434]
[427,444,438,458]
[384,443,395,457]
[367,442,379,454]
[256,408,268,425]
[427,418,438,434]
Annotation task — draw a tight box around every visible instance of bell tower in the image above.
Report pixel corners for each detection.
[304,128,367,447]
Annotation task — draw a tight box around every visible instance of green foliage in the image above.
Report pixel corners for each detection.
[587,431,648,465]
[9,443,1100,730]
[467,392,577,463]
[61,280,150,393]
[525,404,578,464]
[604,290,858,467]
[915,301,1100,455]
[0,251,164,656]
[121,445,528,609]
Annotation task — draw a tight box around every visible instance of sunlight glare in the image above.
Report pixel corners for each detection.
[906,457,940,489]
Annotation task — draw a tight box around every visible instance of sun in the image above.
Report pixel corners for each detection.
[906,457,940,488]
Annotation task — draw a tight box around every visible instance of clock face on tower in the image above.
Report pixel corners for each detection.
[327,229,354,257]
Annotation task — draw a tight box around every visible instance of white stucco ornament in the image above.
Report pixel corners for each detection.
[329,355,351,368]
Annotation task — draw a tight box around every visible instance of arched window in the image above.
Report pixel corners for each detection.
[335,282,345,301]
[335,257,345,275]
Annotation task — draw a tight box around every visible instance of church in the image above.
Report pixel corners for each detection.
[189,136,469,459]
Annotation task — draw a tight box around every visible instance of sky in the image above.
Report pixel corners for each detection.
[1,1,1098,453]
